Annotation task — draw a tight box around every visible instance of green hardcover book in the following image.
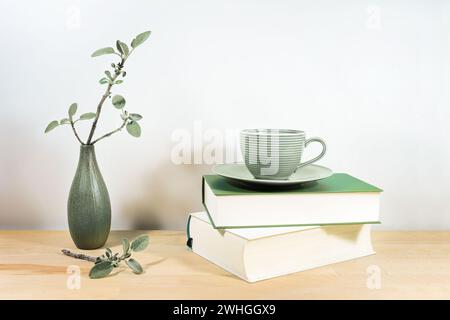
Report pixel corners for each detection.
[202,173,382,229]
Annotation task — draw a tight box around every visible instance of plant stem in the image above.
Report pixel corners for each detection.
[70,120,85,145]
[61,249,97,262]
[86,57,126,145]
[91,119,128,144]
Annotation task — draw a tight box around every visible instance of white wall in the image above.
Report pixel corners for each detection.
[1,0,449,230]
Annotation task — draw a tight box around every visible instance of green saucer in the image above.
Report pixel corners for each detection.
[212,163,333,187]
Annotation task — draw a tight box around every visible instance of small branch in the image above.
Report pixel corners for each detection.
[61,249,97,262]
[70,120,85,145]
[91,119,127,144]
[86,57,126,145]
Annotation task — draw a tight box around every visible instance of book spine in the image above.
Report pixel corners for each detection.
[201,176,218,228]
[186,214,193,249]
[202,176,205,205]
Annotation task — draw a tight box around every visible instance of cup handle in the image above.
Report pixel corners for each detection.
[297,137,327,169]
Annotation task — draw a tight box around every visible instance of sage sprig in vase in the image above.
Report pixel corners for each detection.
[45,31,151,249]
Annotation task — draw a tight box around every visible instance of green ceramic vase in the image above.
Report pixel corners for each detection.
[68,145,111,249]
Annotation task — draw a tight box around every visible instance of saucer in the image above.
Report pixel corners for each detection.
[212,163,333,187]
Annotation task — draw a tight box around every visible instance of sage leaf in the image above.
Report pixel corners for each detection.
[79,112,96,120]
[106,248,112,258]
[45,120,59,133]
[68,103,77,118]
[126,258,143,274]
[99,77,109,84]
[116,40,123,54]
[115,80,123,84]
[122,238,130,254]
[91,47,116,57]
[104,70,113,80]
[131,31,151,49]
[130,235,149,251]
[60,118,70,125]
[126,121,141,138]
[121,41,129,56]
[89,261,114,279]
[116,40,129,56]
[120,111,129,120]
[112,95,126,109]
[129,113,143,121]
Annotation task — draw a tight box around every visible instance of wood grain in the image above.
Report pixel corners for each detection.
[0,230,449,299]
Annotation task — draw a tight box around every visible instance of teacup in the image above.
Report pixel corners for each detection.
[240,129,326,180]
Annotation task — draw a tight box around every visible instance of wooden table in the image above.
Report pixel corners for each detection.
[0,230,449,299]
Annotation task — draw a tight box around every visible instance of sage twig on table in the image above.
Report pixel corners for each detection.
[61,249,97,262]
[62,235,150,279]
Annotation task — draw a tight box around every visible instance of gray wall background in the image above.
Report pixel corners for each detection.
[1,0,449,230]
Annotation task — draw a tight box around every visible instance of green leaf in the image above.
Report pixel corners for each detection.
[60,118,70,125]
[122,238,130,254]
[105,248,112,258]
[116,40,123,54]
[125,258,143,274]
[126,121,141,138]
[112,95,126,109]
[79,112,96,120]
[129,113,143,121]
[116,40,129,56]
[89,261,114,279]
[121,111,129,121]
[121,42,129,56]
[130,235,149,251]
[91,47,116,57]
[99,77,109,84]
[115,80,123,84]
[68,103,77,118]
[131,31,151,49]
[45,120,59,133]
[104,70,113,80]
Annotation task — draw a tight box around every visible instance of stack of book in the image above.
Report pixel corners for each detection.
[186,173,382,282]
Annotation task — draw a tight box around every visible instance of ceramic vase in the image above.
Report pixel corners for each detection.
[68,145,111,249]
